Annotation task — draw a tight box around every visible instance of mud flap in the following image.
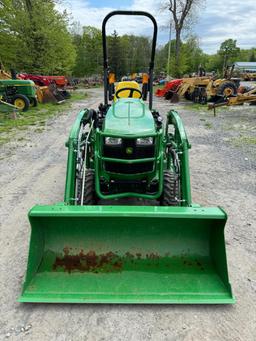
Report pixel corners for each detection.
[19,205,235,304]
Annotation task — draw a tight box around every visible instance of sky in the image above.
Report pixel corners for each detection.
[59,0,256,54]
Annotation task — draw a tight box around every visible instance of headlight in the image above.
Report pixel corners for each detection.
[105,137,122,145]
[136,137,153,145]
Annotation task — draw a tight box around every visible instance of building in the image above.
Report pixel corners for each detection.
[234,62,256,72]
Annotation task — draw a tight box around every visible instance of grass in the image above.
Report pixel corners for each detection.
[185,103,207,110]
[179,103,209,112]
[204,122,213,129]
[230,135,256,147]
[68,91,88,101]
[0,91,87,145]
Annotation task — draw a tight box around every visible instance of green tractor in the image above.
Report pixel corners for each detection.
[0,79,37,111]
[20,11,234,304]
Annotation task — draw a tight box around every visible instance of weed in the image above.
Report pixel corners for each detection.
[34,128,44,133]
[231,135,256,147]
[205,122,213,129]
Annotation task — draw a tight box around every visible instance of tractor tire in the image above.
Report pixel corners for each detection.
[77,169,97,205]
[217,81,237,97]
[160,170,180,206]
[164,90,173,100]
[199,87,207,104]
[61,90,71,99]
[12,94,30,112]
[30,97,38,107]
[184,91,192,101]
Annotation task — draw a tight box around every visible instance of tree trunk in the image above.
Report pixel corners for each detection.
[175,29,181,77]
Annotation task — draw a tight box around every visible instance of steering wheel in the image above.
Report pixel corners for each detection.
[115,87,142,99]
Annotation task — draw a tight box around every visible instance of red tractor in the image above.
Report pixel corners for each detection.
[155,79,183,98]
[19,74,68,88]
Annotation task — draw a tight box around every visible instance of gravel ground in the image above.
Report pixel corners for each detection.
[0,88,255,340]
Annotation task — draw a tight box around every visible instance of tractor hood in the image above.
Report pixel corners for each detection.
[0,79,35,87]
[103,98,155,136]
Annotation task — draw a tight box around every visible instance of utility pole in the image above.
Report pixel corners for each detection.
[167,21,172,79]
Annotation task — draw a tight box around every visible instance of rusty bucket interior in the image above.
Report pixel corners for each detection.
[19,205,235,304]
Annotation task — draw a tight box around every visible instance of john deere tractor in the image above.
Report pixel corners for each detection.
[20,11,234,304]
[0,79,37,111]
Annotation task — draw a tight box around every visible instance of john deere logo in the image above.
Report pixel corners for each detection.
[126,147,133,154]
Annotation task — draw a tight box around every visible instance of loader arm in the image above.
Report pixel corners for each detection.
[166,110,192,206]
[64,109,91,204]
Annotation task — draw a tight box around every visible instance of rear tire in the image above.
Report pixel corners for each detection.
[184,91,192,101]
[160,170,180,206]
[61,90,71,99]
[164,90,173,100]
[30,97,38,107]
[77,169,97,205]
[217,81,237,97]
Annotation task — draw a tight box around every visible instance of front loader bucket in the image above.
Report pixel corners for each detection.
[19,205,235,304]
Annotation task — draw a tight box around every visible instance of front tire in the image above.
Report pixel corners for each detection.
[160,170,180,206]
[164,90,173,100]
[12,94,30,112]
[77,169,97,205]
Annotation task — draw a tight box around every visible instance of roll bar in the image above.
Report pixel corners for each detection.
[102,11,158,110]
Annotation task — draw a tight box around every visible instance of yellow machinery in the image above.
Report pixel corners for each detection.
[242,72,256,81]
[0,69,12,80]
[172,77,239,104]
[208,87,256,114]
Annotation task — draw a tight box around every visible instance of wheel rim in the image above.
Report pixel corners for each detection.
[223,88,233,96]
[14,98,26,109]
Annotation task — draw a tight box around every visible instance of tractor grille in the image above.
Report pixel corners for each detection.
[105,161,154,174]
[103,138,155,174]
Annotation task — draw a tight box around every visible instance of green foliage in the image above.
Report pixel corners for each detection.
[120,35,151,74]
[0,91,87,142]
[155,36,255,77]
[0,0,19,67]
[72,29,152,79]
[249,51,256,62]
[72,26,102,77]
[108,30,123,79]
[155,36,208,77]
[1,1,255,79]
[205,54,222,74]
[0,0,76,74]
[218,39,240,68]
[182,36,208,74]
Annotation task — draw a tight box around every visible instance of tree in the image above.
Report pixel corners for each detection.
[108,31,123,79]
[218,39,240,71]
[182,35,207,74]
[0,0,19,68]
[205,54,222,75]
[72,26,102,77]
[120,35,151,75]
[155,36,207,77]
[0,0,76,74]
[249,51,256,62]
[167,0,204,76]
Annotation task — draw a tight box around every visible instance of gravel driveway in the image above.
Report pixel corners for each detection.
[0,88,255,340]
